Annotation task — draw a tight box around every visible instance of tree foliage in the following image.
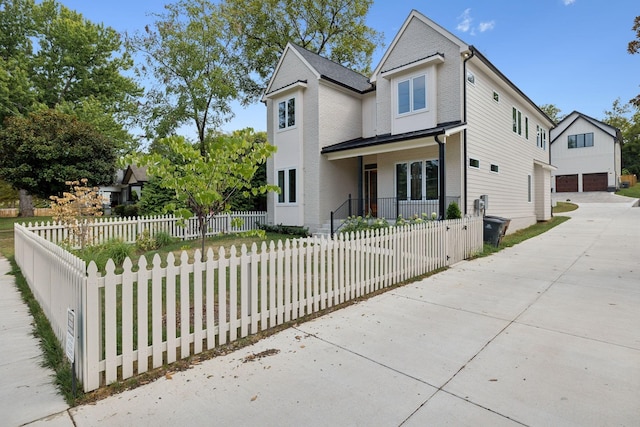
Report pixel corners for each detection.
[629,16,640,107]
[132,130,277,255]
[126,0,253,153]
[602,99,640,176]
[49,179,104,249]
[221,0,383,98]
[0,0,141,151]
[539,104,564,124]
[0,109,117,201]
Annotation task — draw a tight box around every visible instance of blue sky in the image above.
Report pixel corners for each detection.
[58,0,639,134]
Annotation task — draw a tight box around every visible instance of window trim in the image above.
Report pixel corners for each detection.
[277,96,296,131]
[395,159,439,201]
[396,73,427,116]
[469,158,480,169]
[567,132,593,149]
[493,90,500,103]
[490,164,499,174]
[512,106,523,136]
[276,167,297,205]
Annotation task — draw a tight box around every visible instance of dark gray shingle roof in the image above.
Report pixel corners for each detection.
[290,43,373,93]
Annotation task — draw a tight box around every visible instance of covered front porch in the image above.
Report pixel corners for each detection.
[320,122,467,234]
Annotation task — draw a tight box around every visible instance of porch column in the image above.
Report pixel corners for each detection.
[357,156,363,216]
[436,134,446,219]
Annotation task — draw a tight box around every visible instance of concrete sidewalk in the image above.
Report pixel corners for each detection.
[0,257,68,426]
[22,198,640,425]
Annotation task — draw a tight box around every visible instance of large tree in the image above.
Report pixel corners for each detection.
[0,110,117,216]
[603,99,640,176]
[132,130,277,256]
[629,16,640,107]
[126,0,253,154]
[0,0,141,149]
[221,0,383,98]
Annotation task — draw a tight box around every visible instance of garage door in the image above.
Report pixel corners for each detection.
[556,174,578,192]
[582,173,608,192]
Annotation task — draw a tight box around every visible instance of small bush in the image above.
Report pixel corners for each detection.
[123,204,139,217]
[154,231,174,247]
[340,215,389,234]
[446,202,462,219]
[114,205,125,217]
[258,223,310,237]
[103,239,134,266]
[136,230,158,251]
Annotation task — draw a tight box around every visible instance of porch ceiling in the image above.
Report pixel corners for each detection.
[322,122,466,160]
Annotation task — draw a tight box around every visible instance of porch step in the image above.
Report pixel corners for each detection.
[312,224,332,238]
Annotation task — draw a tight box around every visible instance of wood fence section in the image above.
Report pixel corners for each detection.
[24,211,268,248]
[82,217,483,391]
[14,215,483,392]
[13,223,88,383]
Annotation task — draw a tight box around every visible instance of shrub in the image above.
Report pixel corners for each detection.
[258,223,310,237]
[123,204,139,217]
[446,202,462,220]
[340,214,389,234]
[114,205,126,217]
[136,230,159,251]
[103,239,134,266]
[154,231,174,247]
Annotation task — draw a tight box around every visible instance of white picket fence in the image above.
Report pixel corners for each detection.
[24,211,268,248]
[14,216,483,392]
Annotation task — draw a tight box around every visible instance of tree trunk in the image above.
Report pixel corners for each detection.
[18,189,34,217]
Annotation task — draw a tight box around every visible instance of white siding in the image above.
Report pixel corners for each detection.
[465,62,550,229]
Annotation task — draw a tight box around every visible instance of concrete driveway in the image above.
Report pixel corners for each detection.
[32,197,640,426]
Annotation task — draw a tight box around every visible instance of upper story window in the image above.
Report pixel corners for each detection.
[493,91,500,103]
[398,74,426,115]
[512,107,522,136]
[568,132,593,149]
[278,97,295,129]
[537,125,548,149]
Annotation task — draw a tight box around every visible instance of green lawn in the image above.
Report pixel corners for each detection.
[552,201,578,213]
[616,182,640,198]
[0,216,53,258]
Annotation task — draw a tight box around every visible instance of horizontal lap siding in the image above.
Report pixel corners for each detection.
[466,63,549,227]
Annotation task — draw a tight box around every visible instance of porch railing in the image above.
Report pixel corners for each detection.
[330,195,461,235]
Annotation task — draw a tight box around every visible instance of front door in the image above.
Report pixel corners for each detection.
[364,165,378,217]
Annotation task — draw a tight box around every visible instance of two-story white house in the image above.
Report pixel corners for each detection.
[550,111,622,192]
[263,10,555,235]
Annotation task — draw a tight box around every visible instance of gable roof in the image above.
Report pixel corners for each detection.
[264,43,373,98]
[122,165,148,185]
[550,111,622,145]
[371,9,468,83]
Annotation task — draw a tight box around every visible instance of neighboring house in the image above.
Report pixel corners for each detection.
[98,165,149,206]
[550,111,622,192]
[263,10,555,235]
[121,165,148,202]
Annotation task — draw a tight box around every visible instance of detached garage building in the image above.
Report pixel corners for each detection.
[550,111,622,192]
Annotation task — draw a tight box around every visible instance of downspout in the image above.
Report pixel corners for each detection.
[462,48,475,215]
[435,133,446,220]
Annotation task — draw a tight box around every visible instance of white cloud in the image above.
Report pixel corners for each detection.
[478,21,495,32]
[563,0,576,5]
[457,8,472,32]
[456,9,495,35]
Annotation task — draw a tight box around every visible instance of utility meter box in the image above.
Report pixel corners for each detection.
[480,194,489,209]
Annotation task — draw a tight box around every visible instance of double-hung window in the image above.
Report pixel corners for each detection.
[396,160,438,201]
[537,125,548,149]
[278,97,295,129]
[398,74,426,115]
[277,168,296,204]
